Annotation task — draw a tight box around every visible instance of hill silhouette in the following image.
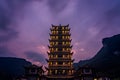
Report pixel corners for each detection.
[74,34,120,77]
[0,57,32,80]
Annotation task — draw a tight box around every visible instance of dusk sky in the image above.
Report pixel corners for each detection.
[0,0,120,65]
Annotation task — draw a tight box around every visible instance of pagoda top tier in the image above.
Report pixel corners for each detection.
[51,24,69,27]
[50,24,70,31]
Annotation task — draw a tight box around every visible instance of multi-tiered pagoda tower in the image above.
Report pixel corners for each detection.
[46,24,74,80]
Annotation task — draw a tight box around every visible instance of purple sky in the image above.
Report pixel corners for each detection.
[0,0,120,65]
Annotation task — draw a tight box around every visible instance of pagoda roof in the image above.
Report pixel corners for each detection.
[24,64,43,69]
[47,51,73,55]
[46,59,74,62]
[49,33,71,36]
[49,39,72,41]
[51,24,69,27]
[48,45,72,48]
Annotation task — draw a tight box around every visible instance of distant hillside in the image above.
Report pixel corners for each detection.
[74,34,120,77]
[0,57,32,80]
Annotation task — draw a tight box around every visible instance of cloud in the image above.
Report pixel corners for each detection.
[1,0,120,64]
[25,51,46,65]
[0,46,16,57]
[0,0,30,43]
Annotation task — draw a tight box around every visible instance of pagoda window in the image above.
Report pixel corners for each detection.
[69,42,70,45]
[56,36,58,39]
[50,70,52,74]
[63,62,65,65]
[62,48,65,51]
[66,42,68,45]
[65,31,68,34]
[62,31,64,34]
[62,42,65,45]
[50,42,52,45]
[66,48,68,51]
[69,70,71,74]
[63,55,65,58]
[54,31,56,34]
[51,31,53,34]
[55,70,57,74]
[50,62,52,65]
[68,62,70,65]
[63,70,65,74]
[72,70,74,73]
[56,42,58,45]
[62,27,64,29]
[55,62,58,65]
[55,48,58,51]
[55,55,58,58]
[52,42,54,45]
[56,27,58,29]
[53,36,55,39]
[62,36,65,39]
[65,36,67,39]
[51,48,54,51]
[56,31,58,34]
[51,55,53,58]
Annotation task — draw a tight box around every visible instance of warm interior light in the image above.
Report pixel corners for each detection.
[63,55,65,58]
[94,78,97,80]
[55,70,57,74]
[56,62,58,65]
[56,55,58,58]
[63,70,65,73]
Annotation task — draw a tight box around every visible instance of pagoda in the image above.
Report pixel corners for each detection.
[46,24,74,80]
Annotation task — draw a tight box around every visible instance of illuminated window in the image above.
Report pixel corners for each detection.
[55,62,58,65]
[56,42,58,45]
[63,48,65,51]
[63,62,65,65]
[56,36,58,39]
[67,48,69,51]
[63,55,65,58]
[56,55,58,58]
[68,42,70,45]
[62,31,64,34]
[66,36,67,39]
[62,42,65,45]
[62,27,64,29]
[51,55,53,58]
[50,70,52,74]
[63,70,65,74]
[55,70,57,74]
[62,36,65,39]
[56,31,58,34]
[69,70,71,72]
[66,42,68,45]
[56,48,58,51]
[50,62,52,65]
